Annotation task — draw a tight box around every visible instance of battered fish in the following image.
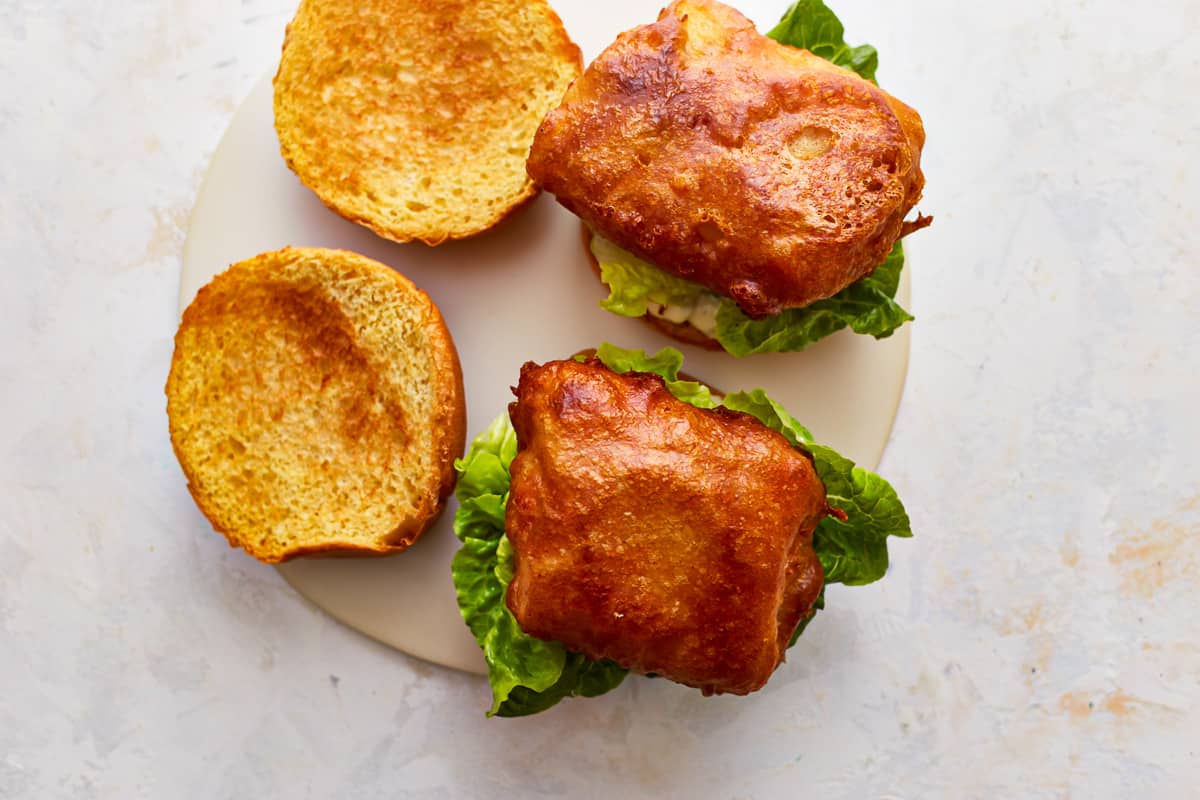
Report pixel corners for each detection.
[526,0,928,317]
[505,358,827,695]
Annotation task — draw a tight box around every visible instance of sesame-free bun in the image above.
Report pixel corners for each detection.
[273,0,582,245]
[166,247,466,563]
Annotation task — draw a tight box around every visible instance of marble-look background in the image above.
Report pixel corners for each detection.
[2,0,1198,797]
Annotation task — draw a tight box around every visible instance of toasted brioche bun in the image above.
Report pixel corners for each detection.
[581,226,723,351]
[166,248,466,563]
[274,0,582,245]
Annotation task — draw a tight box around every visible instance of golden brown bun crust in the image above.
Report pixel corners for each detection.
[275,0,582,245]
[505,358,827,695]
[528,0,926,317]
[581,225,723,350]
[166,248,466,563]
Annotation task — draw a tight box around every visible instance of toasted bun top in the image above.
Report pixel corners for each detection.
[528,0,927,317]
[166,248,466,563]
[274,0,582,245]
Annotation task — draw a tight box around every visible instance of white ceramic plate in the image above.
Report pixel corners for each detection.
[181,49,911,676]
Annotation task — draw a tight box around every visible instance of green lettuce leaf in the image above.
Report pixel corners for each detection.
[453,346,911,715]
[590,3,911,356]
[451,415,626,717]
[600,346,911,591]
[768,0,879,82]
[583,342,719,409]
[592,235,911,357]
[496,655,631,718]
[591,235,707,323]
[593,234,702,318]
[720,388,815,446]
[721,386,913,585]
[805,443,913,585]
[714,244,912,357]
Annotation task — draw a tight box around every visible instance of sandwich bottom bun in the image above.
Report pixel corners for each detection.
[166,247,466,563]
[581,226,723,351]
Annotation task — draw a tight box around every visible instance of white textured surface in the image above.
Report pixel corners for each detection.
[2,0,1199,797]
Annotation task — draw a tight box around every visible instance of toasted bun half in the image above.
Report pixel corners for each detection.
[581,226,723,351]
[274,0,582,245]
[166,248,466,563]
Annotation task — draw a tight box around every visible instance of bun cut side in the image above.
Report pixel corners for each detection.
[166,247,466,563]
[275,0,582,245]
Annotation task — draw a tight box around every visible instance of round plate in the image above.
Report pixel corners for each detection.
[181,72,911,677]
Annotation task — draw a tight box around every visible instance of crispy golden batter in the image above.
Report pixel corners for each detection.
[527,0,927,317]
[505,359,827,695]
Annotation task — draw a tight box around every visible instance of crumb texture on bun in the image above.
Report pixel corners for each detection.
[275,0,582,245]
[528,0,926,317]
[166,247,466,563]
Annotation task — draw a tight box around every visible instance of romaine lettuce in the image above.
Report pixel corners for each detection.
[768,0,879,82]
[450,415,626,717]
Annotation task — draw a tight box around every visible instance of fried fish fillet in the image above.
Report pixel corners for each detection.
[526,0,928,317]
[505,358,827,695]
